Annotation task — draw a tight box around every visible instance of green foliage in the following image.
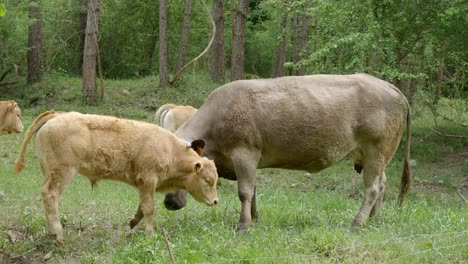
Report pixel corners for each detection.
[0,75,466,263]
[0,3,6,16]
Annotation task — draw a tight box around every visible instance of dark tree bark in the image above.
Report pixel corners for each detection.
[82,0,100,104]
[27,0,44,84]
[273,6,288,77]
[175,0,193,73]
[230,0,249,81]
[290,12,299,76]
[159,0,170,87]
[298,7,309,76]
[210,0,225,83]
[77,0,88,75]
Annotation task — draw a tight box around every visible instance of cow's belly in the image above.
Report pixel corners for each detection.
[258,147,351,172]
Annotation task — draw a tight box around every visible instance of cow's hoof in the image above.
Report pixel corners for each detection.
[350,219,363,230]
[236,226,248,235]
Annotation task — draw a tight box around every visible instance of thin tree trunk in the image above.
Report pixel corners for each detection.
[146,32,158,75]
[175,0,193,73]
[273,4,288,77]
[434,40,446,105]
[159,0,170,86]
[290,12,299,76]
[27,0,44,84]
[82,0,99,104]
[77,0,88,75]
[210,0,225,83]
[230,0,249,81]
[298,5,309,76]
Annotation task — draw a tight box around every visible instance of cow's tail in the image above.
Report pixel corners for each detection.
[154,104,175,127]
[14,110,59,174]
[397,99,412,207]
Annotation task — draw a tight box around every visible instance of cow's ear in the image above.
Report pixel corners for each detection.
[194,161,203,172]
[191,139,205,156]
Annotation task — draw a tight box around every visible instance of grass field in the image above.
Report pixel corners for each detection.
[0,74,466,263]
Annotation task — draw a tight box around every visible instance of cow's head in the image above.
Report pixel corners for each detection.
[1,101,24,134]
[186,158,219,206]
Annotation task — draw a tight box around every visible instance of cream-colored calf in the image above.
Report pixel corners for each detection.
[15,111,218,247]
[155,103,197,132]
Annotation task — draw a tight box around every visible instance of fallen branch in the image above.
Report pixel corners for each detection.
[457,189,467,203]
[162,228,176,264]
[432,129,467,139]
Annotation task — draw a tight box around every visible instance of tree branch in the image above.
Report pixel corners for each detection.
[170,0,215,85]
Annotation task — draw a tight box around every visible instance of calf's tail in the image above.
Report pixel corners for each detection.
[154,104,175,126]
[397,101,412,207]
[14,110,59,174]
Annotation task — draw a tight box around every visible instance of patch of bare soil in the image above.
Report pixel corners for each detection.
[0,251,49,264]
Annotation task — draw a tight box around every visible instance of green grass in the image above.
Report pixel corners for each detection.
[0,74,467,263]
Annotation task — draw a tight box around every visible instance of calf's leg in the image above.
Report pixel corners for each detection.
[138,186,156,236]
[129,203,144,229]
[41,167,75,247]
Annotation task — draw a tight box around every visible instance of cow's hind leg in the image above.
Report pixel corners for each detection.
[351,153,385,228]
[370,171,386,218]
[232,148,261,233]
[41,166,75,247]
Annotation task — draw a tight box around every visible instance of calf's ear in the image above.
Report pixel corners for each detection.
[8,102,17,112]
[191,139,205,156]
[194,161,203,172]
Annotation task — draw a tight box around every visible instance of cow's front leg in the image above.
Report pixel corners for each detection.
[251,186,258,220]
[232,148,260,233]
[129,203,144,229]
[138,186,156,236]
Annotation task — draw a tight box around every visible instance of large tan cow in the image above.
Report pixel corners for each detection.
[164,73,412,232]
[14,111,219,247]
[155,103,197,133]
[0,100,23,134]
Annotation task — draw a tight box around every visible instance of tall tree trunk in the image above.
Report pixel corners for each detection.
[230,0,249,81]
[290,12,299,76]
[77,0,88,75]
[434,40,446,105]
[273,6,288,77]
[210,0,225,83]
[298,6,309,76]
[82,0,100,105]
[159,0,170,87]
[146,32,158,75]
[27,0,44,84]
[175,0,192,73]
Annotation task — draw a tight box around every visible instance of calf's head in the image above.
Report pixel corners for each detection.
[1,101,23,134]
[186,158,219,206]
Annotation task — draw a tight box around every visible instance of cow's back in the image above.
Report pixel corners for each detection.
[177,74,408,172]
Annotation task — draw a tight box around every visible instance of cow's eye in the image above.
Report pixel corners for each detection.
[204,177,212,185]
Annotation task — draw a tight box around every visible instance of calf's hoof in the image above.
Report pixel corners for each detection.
[129,219,140,229]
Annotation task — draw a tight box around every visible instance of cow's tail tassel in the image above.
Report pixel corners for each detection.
[397,104,412,207]
[14,110,58,174]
